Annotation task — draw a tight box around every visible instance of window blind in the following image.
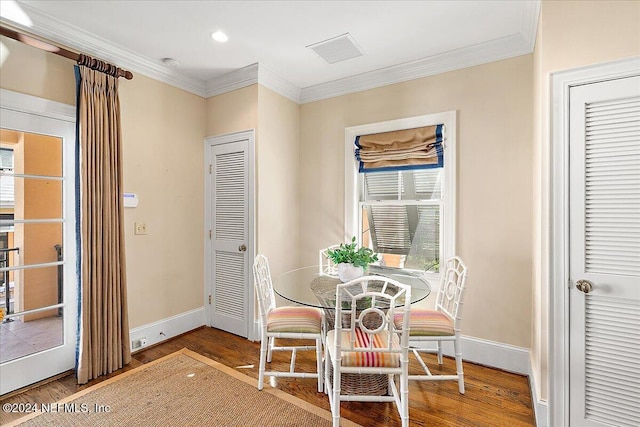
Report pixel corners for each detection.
[355,124,443,172]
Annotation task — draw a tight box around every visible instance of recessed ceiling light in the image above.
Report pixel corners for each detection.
[210,31,228,43]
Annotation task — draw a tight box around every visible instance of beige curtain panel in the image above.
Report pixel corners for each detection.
[355,124,444,172]
[76,65,131,384]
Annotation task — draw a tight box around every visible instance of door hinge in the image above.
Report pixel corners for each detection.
[209,230,212,239]
[209,164,212,174]
[208,295,212,304]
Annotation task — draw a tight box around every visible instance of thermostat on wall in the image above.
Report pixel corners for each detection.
[123,193,138,208]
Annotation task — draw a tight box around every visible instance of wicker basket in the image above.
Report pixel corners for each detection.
[329,364,389,396]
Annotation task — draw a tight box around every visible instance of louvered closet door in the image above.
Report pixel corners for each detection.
[210,140,249,338]
[569,75,640,427]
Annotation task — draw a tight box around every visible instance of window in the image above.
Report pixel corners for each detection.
[345,112,456,282]
[0,148,14,212]
[361,169,442,271]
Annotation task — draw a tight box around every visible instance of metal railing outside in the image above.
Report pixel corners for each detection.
[0,247,19,322]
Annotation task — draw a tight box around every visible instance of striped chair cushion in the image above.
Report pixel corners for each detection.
[327,328,400,368]
[394,309,455,336]
[266,306,323,333]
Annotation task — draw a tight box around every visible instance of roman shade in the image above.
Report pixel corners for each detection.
[355,124,444,173]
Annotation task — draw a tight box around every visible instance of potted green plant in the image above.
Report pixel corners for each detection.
[327,237,379,282]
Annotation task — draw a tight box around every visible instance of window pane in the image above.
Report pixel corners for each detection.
[411,169,442,200]
[361,204,440,273]
[10,132,62,177]
[364,171,400,200]
[0,307,63,363]
[3,265,63,315]
[7,176,62,220]
[404,206,440,272]
[363,169,442,201]
[364,204,411,255]
[4,223,63,266]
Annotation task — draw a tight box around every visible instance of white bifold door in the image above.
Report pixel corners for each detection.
[569,75,640,426]
[206,131,254,339]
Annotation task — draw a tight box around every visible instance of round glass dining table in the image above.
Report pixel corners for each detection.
[272,265,431,309]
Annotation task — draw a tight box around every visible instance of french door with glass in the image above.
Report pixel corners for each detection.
[0,92,77,395]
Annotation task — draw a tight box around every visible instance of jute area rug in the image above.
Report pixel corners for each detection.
[8,348,360,427]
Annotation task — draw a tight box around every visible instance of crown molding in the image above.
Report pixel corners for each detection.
[521,0,541,53]
[204,63,259,98]
[5,1,539,104]
[258,65,301,104]
[205,63,259,98]
[2,3,207,97]
[299,32,533,104]
[203,63,301,103]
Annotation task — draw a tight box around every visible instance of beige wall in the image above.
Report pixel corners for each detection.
[1,35,207,329]
[532,0,640,402]
[300,55,534,348]
[256,86,300,277]
[205,85,258,137]
[0,37,76,105]
[119,74,206,328]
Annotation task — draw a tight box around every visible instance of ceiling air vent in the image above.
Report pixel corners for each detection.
[307,33,363,64]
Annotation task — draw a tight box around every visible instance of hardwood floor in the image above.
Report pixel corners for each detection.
[0,327,535,426]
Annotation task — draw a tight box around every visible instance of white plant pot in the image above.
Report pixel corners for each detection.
[337,263,365,283]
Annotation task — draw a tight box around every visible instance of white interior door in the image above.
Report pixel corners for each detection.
[0,92,77,394]
[205,131,254,339]
[569,75,640,426]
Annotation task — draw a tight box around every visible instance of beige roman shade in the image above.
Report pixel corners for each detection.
[355,124,444,172]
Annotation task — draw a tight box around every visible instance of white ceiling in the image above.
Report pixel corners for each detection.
[1,0,540,102]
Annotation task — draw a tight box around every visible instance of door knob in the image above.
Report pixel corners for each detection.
[238,244,247,252]
[576,279,593,294]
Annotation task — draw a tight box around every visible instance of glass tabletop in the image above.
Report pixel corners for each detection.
[272,265,431,309]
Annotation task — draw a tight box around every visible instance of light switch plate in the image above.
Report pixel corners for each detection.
[134,222,148,235]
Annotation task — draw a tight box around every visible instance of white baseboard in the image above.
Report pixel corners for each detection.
[528,370,548,427]
[129,307,206,352]
[410,335,547,426]
[410,335,531,374]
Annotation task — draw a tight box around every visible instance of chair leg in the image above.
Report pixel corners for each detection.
[332,360,341,427]
[400,361,409,427]
[316,336,323,392]
[437,340,443,365]
[267,336,274,362]
[454,336,465,394]
[258,332,268,391]
[324,344,331,396]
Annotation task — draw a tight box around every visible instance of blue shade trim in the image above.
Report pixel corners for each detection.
[73,65,82,376]
[356,124,444,173]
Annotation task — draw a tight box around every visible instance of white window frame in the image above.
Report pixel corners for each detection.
[344,111,457,285]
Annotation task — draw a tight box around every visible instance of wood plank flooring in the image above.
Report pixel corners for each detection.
[0,327,535,426]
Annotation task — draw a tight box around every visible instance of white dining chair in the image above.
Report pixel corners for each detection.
[394,256,468,393]
[325,275,412,427]
[318,245,340,276]
[253,254,325,392]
